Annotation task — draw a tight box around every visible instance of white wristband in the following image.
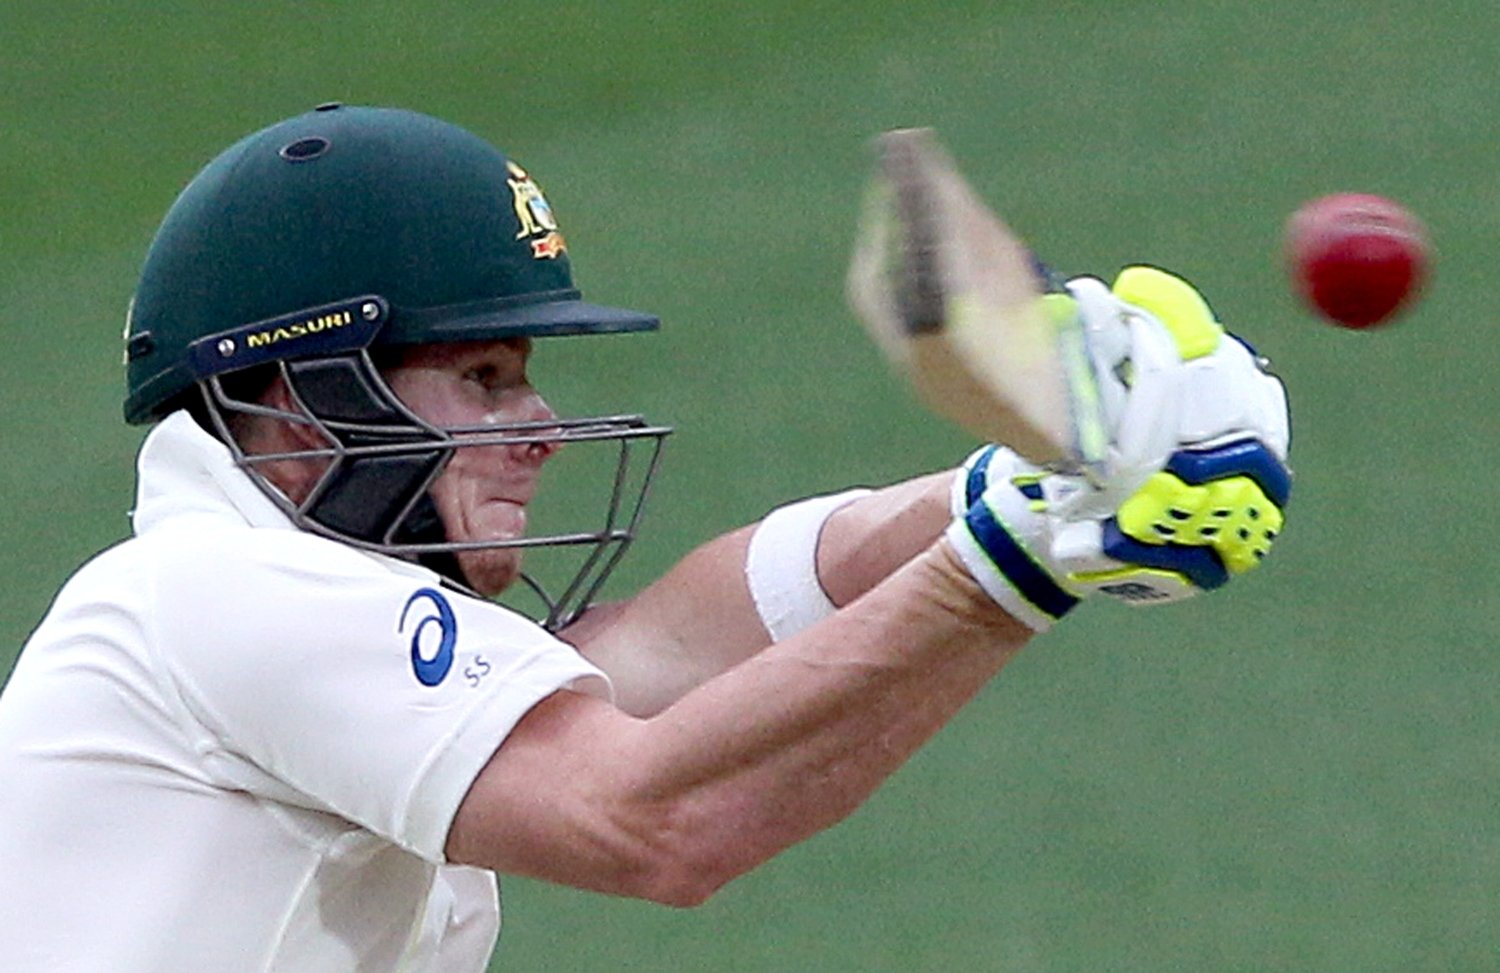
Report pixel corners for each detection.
[745,488,873,642]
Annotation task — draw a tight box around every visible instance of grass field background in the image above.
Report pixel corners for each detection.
[5,3,1500,970]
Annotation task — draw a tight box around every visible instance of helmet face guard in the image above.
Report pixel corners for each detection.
[127,107,674,628]
[190,296,670,630]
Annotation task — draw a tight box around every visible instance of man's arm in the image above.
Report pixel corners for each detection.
[448,537,1029,905]
[452,266,1292,905]
[560,471,954,716]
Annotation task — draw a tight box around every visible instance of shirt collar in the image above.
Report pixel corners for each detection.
[131,411,296,536]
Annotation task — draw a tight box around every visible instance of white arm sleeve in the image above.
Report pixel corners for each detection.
[745,488,872,642]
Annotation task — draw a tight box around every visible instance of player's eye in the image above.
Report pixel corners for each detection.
[464,365,506,391]
[461,341,532,395]
[464,363,533,404]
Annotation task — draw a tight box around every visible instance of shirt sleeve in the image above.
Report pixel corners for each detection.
[146,527,610,861]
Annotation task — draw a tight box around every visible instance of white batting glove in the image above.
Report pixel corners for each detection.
[945,266,1292,631]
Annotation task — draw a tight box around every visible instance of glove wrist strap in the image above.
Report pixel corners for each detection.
[944,508,1077,633]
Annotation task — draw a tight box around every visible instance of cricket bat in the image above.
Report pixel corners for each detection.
[846,128,1106,474]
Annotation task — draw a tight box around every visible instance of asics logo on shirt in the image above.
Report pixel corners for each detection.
[400,588,458,686]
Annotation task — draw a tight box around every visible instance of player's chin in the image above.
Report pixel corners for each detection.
[456,547,524,598]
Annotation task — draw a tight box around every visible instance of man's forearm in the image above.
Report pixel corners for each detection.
[451,540,1032,902]
[615,540,1029,894]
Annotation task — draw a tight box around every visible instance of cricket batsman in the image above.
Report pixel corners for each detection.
[0,105,1290,971]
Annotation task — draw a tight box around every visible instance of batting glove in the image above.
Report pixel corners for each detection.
[945,266,1292,631]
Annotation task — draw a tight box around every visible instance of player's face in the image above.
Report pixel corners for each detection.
[382,338,559,596]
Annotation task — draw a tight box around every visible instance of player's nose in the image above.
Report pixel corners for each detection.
[511,388,561,466]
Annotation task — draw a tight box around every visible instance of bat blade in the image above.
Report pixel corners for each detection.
[846,128,1105,472]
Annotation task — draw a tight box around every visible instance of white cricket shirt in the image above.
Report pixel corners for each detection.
[0,412,612,972]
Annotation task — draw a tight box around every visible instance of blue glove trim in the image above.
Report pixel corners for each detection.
[965,500,1080,620]
[1165,439,1292,508]
[962,445,1000,509]
[963,445,1043,503]
[1101,519,1230,590]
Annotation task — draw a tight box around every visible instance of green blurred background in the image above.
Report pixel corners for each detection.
[4,1,1499,969]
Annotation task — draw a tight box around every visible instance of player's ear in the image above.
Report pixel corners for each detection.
[260,372,295,411]
[240,373,328,453]
[227,374,334,505]
[255,376,301,433]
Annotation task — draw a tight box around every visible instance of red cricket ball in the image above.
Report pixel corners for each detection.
[1284,193,1429,329]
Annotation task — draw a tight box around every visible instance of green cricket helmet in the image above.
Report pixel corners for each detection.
[124,104,671,628]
